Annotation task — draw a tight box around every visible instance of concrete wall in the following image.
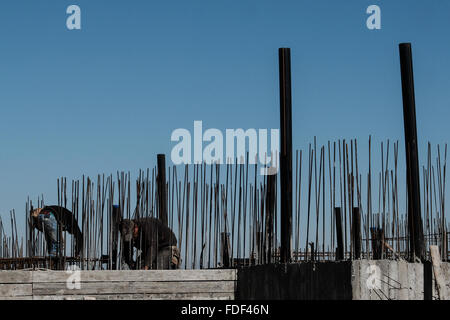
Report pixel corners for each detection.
[1,261,448,300]
[352,260,450,300]
[0,269,237,300]
[237,260,450,300]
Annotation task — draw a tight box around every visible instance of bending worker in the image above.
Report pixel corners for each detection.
[119,216,179,270]
[30,206,83,257]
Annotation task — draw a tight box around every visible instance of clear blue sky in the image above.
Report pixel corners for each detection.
[1,1,450,234]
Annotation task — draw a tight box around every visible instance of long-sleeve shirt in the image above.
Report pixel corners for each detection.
[122,217,177,269]
[41,205,83,256]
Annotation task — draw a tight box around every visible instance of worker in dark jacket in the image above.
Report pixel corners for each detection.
[31,206,83,257]
[119,217,179,270]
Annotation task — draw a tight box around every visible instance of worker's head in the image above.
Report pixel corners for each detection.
[119,219,138,242]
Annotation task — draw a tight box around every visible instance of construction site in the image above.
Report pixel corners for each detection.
[0,44,449,301]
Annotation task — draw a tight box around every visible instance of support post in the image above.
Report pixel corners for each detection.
[279,48,293,263]
[334,207,344,260]
[157,154,168,226]
[111,205,120,270]
[371,227,384,260]
[423,261,433,300]
[220,232,231,268]
[265,174,276,263]
[310,242,315,261]
[399,43,425,261]
[352,207,361,259]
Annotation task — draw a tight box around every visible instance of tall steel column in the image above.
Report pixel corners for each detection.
[279,48,293,263]
[399,43,425,261]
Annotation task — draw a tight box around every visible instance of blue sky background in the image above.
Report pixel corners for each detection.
[1,0,450,237]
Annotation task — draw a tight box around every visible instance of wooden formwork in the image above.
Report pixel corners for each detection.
[0,269,237,300]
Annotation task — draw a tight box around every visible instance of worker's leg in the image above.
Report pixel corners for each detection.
[38,213,60,257]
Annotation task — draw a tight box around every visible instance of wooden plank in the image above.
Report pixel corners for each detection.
[0,284,32,297]
[0,271,32,283]
[430,245,448,300]
[32,269,237,283]
[0,296,33,300]
[33,292,234,300]
[32,280,236,296]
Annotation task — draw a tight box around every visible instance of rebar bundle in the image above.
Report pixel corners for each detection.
[0,139,449,270]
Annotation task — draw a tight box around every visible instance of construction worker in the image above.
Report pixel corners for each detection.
[119,217,179,270]
[30,206,83,257]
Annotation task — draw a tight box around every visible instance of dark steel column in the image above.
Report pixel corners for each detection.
[334,207,344,260]
[157,154,168,226]
[265,174,276,263]
[111,205,120,270]
[352,207,361,259]
[279,48,293,263]
[221,232,231,268]
[399,43,425,261]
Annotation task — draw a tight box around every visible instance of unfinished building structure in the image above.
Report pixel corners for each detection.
[0,44,449,300]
